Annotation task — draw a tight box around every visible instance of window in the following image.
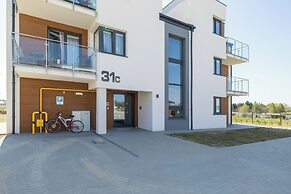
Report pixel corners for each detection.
[115,33,125,55]
[103,31,113,53]
[214,58,222,75]
[99,27,126,56]
[213,18,224,36]
[48,29,81,67]
[214,97,222,114]
[168,36,184,118]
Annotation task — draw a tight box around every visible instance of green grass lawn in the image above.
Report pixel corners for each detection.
[169,128,291,147]
[0,114,6,123]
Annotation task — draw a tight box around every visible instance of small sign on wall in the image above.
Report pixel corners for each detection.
[56,96,64,105]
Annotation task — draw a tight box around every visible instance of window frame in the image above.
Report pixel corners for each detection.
[214,58,222,75]
[213,18,224,36]
[168,35,184,119]
[99,27,126,57]
[213,97,222,115]
[47,27,82,65]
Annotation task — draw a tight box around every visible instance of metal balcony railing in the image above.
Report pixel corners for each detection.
[227,77,249,96]
[226,37,249,62]
[65,0,96,10]
[12,33,97,73]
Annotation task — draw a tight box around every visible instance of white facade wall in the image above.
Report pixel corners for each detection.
[95,0,165,132]
[164,0,228,129]
[6,0,12,134]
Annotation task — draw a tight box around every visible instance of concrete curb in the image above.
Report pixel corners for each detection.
[0,135,6,148]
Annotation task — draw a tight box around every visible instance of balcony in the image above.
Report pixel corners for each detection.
[16,0,96,29]
[12,33,97,74]
[227,77,249,96]
[64,0,96,10]
[223,37,249,66]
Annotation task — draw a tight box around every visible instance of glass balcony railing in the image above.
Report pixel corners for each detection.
[12,33,97,73]
[65,0,96,10]
[226,37,249,62]
[227,77,249,96]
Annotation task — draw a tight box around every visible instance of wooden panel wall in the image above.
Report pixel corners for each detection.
[222,97,229,125]
[20,78,96,133]
[19,14,88,46]
[222,64,229,77]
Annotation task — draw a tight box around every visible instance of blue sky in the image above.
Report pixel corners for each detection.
[1,0,291,106]
[224,0,291,105]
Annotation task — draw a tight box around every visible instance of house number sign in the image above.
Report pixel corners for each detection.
[101,71,121,83]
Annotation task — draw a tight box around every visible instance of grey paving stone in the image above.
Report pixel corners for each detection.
[0,129,291,194]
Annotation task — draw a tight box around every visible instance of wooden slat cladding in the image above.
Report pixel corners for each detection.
[20,78,96,133]
[106,90,114,129]
[19,14,88,46]
[222,64,229,77]
[221,97,229,124]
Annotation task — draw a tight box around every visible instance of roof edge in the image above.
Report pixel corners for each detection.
[159,13,196,31]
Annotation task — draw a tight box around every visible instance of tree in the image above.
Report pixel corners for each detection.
[240,103,250,114]
[276,103,287,114]
[267,103,277,113]
[252,102,263,114]
[245,101,253,110]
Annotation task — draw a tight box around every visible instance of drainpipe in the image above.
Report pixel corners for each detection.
[190,27,195,130]
[12,0,16,134]
[230,66,233,125]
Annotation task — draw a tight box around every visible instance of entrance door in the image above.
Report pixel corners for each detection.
[113,94,134,127]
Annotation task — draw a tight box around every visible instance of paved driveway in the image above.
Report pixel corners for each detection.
[1,128,291,194]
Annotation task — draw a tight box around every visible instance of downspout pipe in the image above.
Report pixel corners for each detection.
[189,27,195,130]
[12,0,16,134]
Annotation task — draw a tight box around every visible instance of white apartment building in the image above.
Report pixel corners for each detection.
[5,0,249,134]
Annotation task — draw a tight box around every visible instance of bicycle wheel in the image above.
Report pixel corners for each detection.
[46,120,61,133]
[70,120,84,133]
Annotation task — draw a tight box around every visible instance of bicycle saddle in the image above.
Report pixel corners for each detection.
[70,115,75,118]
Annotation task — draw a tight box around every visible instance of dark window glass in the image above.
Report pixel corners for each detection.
[115,33,125,56]
[168,36,183,119]
[169,85,183,118]
[48,29,81,67]
[103,31,113,53]
[214,58,222,75]
[100,28,126,56]
[214,97,222,114]
[169,37,182,60]
[213,18,222,35]
[168,62,181,85]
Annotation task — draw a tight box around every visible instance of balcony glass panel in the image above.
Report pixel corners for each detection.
[226,37,249,61]
[12,33,96,72]
[227,77,249,96]
[65,0,96,10]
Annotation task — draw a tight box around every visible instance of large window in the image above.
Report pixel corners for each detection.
[213,18,224,36]
[214,97,222,115]
[168,36,184,118]
[48,28,81,67]
[214,58,222,75]
[99,27,126,56]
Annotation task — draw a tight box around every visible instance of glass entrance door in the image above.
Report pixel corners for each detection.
[114,94,125,127]
[113,94,134,127]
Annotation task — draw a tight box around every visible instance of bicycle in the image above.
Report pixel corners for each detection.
[46,112,84,133]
